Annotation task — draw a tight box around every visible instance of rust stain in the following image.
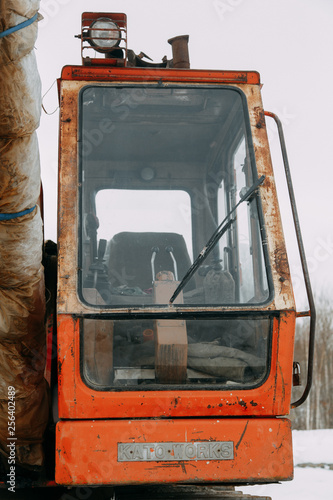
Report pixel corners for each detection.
[172,397,179,408]
[274,245,290,284]
[254,106,266,129]
[238,399,247,409]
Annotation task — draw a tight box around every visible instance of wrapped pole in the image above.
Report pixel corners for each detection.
[0,0,49,472]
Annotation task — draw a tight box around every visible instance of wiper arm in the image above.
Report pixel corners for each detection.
[169,175,265,304]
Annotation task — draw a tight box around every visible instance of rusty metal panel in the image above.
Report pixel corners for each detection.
[55,417,293,486]
[242,84,295,313]
[57,80,81,314]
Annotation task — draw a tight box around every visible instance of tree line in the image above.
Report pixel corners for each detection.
[291,295,333,429]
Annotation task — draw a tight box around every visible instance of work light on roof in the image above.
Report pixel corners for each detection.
[88,17,121,51]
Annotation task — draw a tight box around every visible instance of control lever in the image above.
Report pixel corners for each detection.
[165,246,178,280]
[97,238,107,262]
[151,247,159,282]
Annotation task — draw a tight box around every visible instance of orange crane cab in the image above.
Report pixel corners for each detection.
[54,12,315,495]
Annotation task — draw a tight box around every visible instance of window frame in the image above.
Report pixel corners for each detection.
[77,83,274,314]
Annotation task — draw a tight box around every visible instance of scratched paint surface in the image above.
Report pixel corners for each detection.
[56,418,293,485]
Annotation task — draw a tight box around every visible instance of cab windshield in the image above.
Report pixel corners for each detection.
[79,85,269,309]
[79,85,272,390]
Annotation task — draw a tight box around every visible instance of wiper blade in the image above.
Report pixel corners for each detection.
[169,175,265,304]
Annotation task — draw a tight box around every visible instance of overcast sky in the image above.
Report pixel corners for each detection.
[35,0,333,304]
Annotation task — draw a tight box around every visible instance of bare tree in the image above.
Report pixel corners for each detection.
[291,294,333,429]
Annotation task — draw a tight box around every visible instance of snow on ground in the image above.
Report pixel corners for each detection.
[237,429,333,499]
[238,468,332,500]
[292,429,333,465]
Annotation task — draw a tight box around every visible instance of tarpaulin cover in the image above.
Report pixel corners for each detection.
[0,0,48,470]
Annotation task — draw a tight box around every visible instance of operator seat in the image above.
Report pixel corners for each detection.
[107,231,193,292]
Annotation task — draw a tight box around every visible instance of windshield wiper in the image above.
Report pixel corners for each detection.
[169,175,265,304]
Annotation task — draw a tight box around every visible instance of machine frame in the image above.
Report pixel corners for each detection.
[55,66,297,486]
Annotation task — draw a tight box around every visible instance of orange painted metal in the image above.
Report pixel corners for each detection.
[61,66,260,85]
[55,417,293,485]
[55,66,297,487]
[56,68,296,420]
[57,311,295,419]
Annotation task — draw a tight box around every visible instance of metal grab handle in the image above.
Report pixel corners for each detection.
[265,111,316,408]
[165,246,178,280]
[151,247,159,282]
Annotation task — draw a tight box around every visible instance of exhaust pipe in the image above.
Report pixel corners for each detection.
[168,35,190,68]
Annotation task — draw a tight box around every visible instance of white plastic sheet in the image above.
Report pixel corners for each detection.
[0,0,48,471]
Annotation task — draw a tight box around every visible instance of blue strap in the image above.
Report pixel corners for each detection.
[0,13,38,39]
[0,205,36,221]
